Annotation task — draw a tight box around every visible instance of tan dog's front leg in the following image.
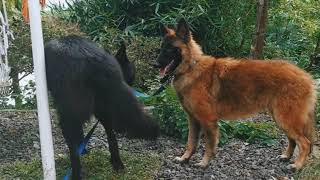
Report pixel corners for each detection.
[195,121,219,169]
[175,116,201,163]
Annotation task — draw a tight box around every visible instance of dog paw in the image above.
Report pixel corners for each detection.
[194,162,209,169]
[286,164,297,171]
[279,154,290,162]
[174,156,189,163]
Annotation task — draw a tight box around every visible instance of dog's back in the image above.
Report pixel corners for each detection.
[45,36,121,124]
[212,58,316,120]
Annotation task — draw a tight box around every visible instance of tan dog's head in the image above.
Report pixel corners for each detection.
[153,18,193,76]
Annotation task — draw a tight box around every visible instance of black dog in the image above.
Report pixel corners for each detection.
[45,35,159,179]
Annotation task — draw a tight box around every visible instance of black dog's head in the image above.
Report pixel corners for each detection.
[115,41,136,86]
[153,19,191,76]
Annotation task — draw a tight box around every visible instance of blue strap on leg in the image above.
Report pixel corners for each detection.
[77,122,99,156]
[63,121,99,180]
[63,169,72,180]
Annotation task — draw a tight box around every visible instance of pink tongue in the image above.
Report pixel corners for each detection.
[160,66,170,77]
[160,61,173,77]
[160,68,166,76]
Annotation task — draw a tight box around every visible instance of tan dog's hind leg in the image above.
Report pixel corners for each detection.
[288,135,311,170]
[270,110,298,162]
[280,138,296,161]
[195,121,219,169]
[272,104,311,171]
[175,116,201,163]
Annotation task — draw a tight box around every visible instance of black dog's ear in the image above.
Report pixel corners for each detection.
[160,23,171,37]
[176,18,190,43]
[115,41,129,63]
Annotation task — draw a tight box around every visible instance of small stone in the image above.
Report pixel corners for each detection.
[57,153,64,158]
[33,143,40,149]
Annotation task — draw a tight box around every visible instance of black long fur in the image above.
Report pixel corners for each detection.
[45,35,159,179]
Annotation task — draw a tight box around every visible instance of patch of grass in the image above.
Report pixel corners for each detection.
[295,159,320,180]
[0,150,161,179]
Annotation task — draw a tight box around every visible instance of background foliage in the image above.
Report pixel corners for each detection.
[265,0,320,75]
[0,12,84,108]
[1,0,319,143]
[50,0,258,56]
[51,0,319,60]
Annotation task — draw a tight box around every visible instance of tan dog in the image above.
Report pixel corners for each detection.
[153,19,317,170]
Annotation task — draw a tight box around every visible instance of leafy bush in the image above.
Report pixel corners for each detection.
[141,87,189,140]
[219,121,276,146]
[42,15,86,41]
[127,36,160,91]
[50,0,258,57]
[9,13,85,78]
[20,80,36,109]
[265,0,320,72]
[52,0,320,67]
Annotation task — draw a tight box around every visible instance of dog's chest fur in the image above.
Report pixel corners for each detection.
[172,61,219,121]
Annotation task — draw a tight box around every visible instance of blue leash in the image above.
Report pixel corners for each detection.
[63,121,99,180]
[131,86,167,97]
[63,75,173,179]
[131,88,149,97]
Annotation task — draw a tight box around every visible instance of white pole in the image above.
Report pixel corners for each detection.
[28,0,56,179]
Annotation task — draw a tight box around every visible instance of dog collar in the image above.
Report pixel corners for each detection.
[189,59,197,69]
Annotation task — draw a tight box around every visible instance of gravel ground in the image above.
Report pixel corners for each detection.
[0,111,319,179]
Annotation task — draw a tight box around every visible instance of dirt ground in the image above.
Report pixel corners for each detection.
[0,111,319,179]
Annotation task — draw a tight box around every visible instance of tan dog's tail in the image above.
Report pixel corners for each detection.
[304,89,317,154]
[305,110,316,154]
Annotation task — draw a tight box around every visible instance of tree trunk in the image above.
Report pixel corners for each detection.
[250,0,269,59]
[306,36,320,71]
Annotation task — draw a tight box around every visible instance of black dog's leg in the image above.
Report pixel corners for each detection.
[99,120,124,171]
[60,117,84,180]
[107,128,124,171]
[69,143,81,180]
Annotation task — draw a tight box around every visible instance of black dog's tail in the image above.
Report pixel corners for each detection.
[95,79,160,140]
[112,84,159,139]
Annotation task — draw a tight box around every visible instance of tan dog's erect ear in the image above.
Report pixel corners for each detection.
[160,23,173,36]
[176,18,190,43]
